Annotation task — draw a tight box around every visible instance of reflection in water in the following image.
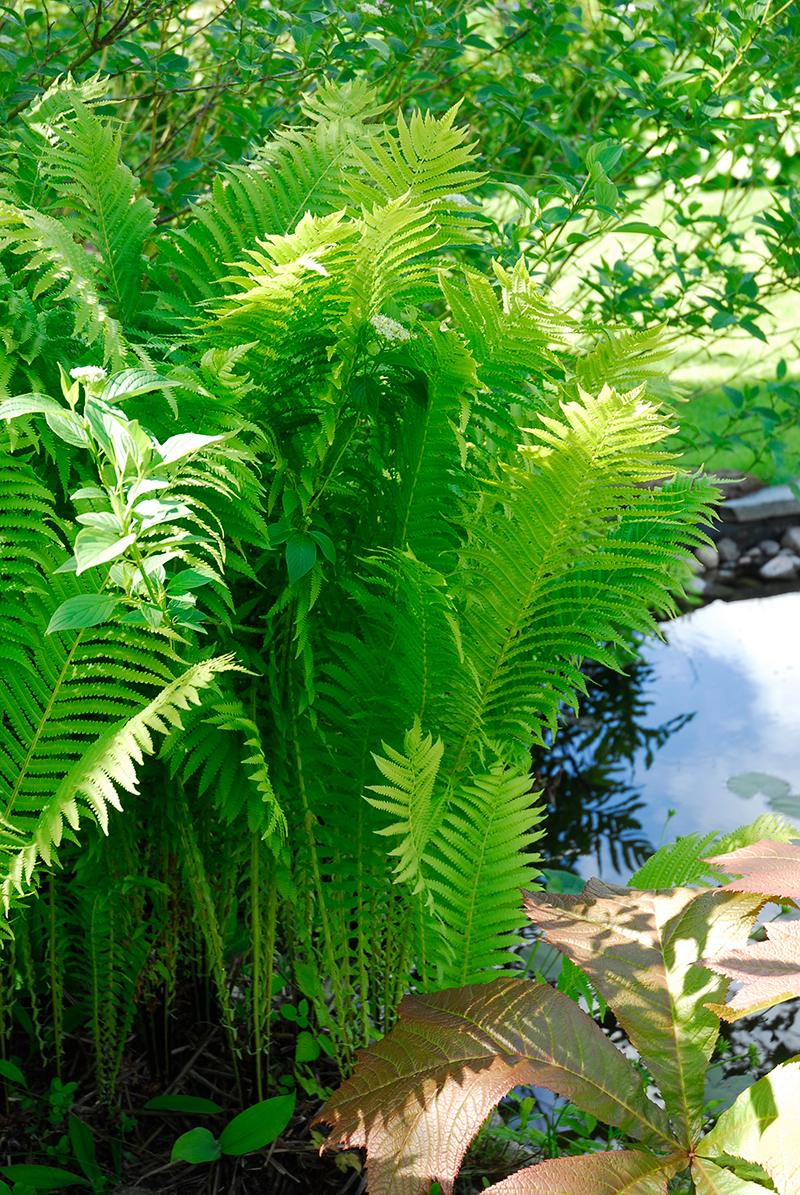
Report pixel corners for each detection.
[536,594,800,884]
[532,656,694,876]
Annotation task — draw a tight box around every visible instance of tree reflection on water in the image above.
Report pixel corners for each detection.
[532,653,695,877]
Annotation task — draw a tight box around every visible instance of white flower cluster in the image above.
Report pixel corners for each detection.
[70,365,107,385]
[369,314,412,342]
[358,2,384,14]
[259,0,293,17]
[440,193,474,209]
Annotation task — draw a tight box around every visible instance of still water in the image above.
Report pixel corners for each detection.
[522,592,800,1139]
[536,592,800,884]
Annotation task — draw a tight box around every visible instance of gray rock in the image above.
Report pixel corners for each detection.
[716,536,740,563]
[759,554,800,580]
[781,526,800,553]
[684,554,704,574]
[723,479,800,521]
[695,545,719,569]
[758,539,780,557]
[686,575,707,593]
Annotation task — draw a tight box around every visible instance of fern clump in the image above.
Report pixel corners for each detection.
[0,78,717,1082]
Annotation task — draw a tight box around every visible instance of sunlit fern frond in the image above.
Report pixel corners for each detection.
[420,764,545,987]
[574,323,676,395]
[36,94,156,325]
[0,453,239,916]
[162,83,384,305]
[347,103,484,250]
[432,383,718,782]
[441,259,574,450]
[367,720,445,893]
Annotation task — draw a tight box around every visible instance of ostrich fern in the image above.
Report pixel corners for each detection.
[0,77,716,1086]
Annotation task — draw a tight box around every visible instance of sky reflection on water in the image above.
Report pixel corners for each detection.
[579,592,800,884]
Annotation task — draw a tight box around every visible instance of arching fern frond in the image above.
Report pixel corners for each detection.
[160,691,287,845]
[435,383,718,781]
[347,103,483,246]
[574,324,675,395]
[440,259,573,432]
[163,90,384,305]
[0,202,124,366]
[0,80,155,363]
[36,94,156,325]
[0,639,239,919]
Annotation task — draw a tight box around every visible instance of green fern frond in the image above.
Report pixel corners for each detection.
[0,648,240,913]
[396,324,479,568]
[163,109,380,305]
[0,202,124,365]
[574,324,675,395]
[629,813,799,888]
[627,831,724,889]
[347,103,483,241]
[435,383,717,778]
[441,259,572,420]
[300,77,390,125]
[0,80,155,362]
[161,692,287,844]
[367,718,444,891]
[421,765,544,987]
[37,95,156,324]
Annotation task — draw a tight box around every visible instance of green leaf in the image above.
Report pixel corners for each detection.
[616,222,670,239]
[68,1115,101,1185]
[156,432,225,465]
[101,369,174,404]
[73,528,136,574]
[166,568,215,595]
[315,977,672,1195]
[70,487,106,501]
[495,181,535,213]
[0,1059,27,1087]
[145,1095,223,1114]
[170,1127,222,1164]
[46,594,119,633]
[44,410,91,448]
[593,180,619,211]
[285,534,317,585]
[0,394,64,421]
[691,1156,772,1195]
[295,1030,321,1064]
[0,1167,86,1190]
[219,1093,296,1155]
[697,1060,800,1195]
[308,529,335,562]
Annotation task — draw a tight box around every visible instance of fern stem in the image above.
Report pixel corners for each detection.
[263,866,277,1091]
[250,834,263,1102]
[176,782,244,1107]
[289,687,352,1070]
[48,875,63,1080]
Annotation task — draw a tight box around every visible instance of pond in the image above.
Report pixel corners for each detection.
[507,591,800,1160]
[536,591,800,884]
